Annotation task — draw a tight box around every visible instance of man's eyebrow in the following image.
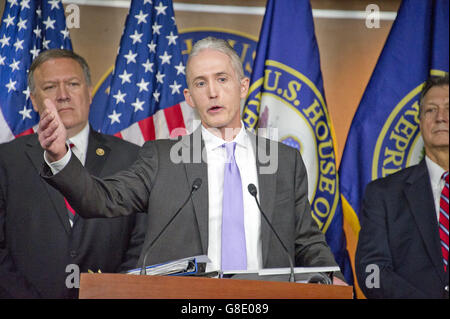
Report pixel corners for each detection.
[192,75,206,82]
[41,77,81,84]
[215,72,229,77]
[425,99,449,105]
[192,72,229,81]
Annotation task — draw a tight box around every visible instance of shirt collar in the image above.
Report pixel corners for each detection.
[201,121,248,151]
[425,155,446,185]
[67,123,89,153]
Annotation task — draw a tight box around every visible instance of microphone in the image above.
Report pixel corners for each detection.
[140,178,202,275]
[247,183,295,283]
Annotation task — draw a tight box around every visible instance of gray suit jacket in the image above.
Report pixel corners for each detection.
[43,129,339,271]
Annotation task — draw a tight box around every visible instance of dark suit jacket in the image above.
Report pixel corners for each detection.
[0,130,147,298]
[42,129,339,273]
[356,160,449,298]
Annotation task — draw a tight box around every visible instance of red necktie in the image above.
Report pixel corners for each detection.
[64,143,76,217]
[64,198,76,216]
[439,171,449,272]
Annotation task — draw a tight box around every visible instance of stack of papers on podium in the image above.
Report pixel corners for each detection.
[126,255,210,276]
[223,266,340,284]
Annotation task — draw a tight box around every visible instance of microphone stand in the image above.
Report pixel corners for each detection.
[248,184,295,283]
[140,178,202,275]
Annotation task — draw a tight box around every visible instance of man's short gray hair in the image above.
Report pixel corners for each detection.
[28,49,92,93]
[186,37,245,82]
[418,73,449,117]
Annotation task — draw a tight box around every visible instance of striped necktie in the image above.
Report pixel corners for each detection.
[439,171,449,272]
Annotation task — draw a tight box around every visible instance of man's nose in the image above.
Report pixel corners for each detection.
[56,84,70,102]
[208,81,218,99]
[435,106,449,122]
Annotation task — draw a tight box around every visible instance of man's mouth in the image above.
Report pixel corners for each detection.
[208,105,223,113]
[57,107,73,113]
[432,126,449,133]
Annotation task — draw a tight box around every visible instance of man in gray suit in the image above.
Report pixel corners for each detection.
[37,37,345,284]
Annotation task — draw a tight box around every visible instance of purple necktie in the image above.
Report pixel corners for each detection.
[221,142,247,271]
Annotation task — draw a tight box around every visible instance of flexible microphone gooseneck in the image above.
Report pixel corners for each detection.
[247,183,295,283]
[140,178,202,275]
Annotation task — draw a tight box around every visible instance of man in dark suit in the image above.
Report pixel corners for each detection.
[356,74,449,298]
[0,49,146,298]
[37,38,345,284]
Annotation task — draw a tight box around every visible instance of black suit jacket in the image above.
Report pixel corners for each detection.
[0,130,147,298]
[43,129,340,273]
[356,160,449,298]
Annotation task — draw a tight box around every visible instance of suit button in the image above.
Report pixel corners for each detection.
[445,285,449,292]
[70,250,77,258]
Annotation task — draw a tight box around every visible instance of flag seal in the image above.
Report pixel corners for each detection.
[371,83,424,180]
[244,59,339,232]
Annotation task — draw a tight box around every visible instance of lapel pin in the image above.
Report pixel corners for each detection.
[96,148,105,156]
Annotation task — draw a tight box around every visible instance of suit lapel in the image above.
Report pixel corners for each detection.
[85,130,111,176]
[251,134,277,265]
[25,136,72,234]
[71,130,111,225]
[405,160,446,282]
[182,127,209,253]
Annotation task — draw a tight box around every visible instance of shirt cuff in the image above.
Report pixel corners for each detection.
[44,143,72,175]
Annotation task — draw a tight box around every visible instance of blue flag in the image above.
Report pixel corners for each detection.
[0,0,72,143]
[339,0,449,240]
[89,0,195,145]
[243,0,353,283]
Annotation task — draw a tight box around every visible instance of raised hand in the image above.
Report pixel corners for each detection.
[37,98,68,162]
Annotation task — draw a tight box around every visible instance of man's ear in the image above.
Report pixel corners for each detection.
[240,77,250,99]
[183,88,195,109]
[88,85,93,104]
[30,94,40,113]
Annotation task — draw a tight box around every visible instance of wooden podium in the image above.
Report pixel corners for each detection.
[79,273,353,299]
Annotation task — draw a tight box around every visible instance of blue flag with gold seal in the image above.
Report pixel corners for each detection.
[339,0,449,246]
[243,0,353,283]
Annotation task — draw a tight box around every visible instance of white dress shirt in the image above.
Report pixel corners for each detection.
[202,124,262,272]
[425,156,446,222]
[45,123,89,173]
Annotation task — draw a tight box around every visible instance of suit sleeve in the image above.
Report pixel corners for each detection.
[355,182,427,298]
[41,142,158,219]
[292,150,340,270]
[0,158,40,298]
[117,212,147,272]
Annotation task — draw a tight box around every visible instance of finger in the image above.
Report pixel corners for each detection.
[40,99,60,125]
[39,107,53,121]
[39,110,55,124]
[38,111,59,136]
[41,121,59,140]
[37,112,55,133]
[43,98,57,113]
[40,133,58,149]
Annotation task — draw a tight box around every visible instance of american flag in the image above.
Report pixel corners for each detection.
[0,0,72,143]
[89,0,198,145]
